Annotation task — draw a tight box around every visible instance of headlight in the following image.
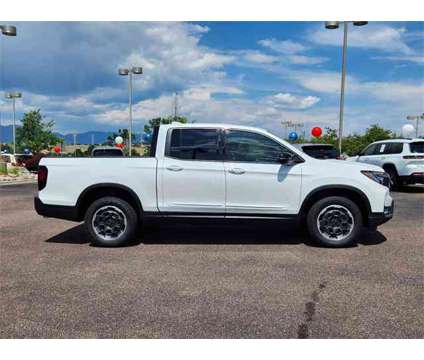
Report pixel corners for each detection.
[361,170,390,187]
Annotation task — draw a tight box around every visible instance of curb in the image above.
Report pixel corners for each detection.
[0,180,37,187]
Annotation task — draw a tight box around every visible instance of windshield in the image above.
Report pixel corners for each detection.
[301,145,339,159]
[410,142,424,153]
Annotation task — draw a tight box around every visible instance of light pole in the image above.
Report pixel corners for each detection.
[118,66,143,157]
[5,92,22,154]
[406,114,424,138]
[325,21,368,153]
[0,25,17,150]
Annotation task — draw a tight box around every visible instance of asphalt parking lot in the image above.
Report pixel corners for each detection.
[1,183,423,338]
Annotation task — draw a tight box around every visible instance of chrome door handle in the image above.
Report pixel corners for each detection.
[167,165,183,171]
[229,168,245,175]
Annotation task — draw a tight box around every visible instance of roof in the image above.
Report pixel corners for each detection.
[372,138,423,144]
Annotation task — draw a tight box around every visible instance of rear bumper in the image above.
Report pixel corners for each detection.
[34,197,79,222]
[399,173,424,185]
[367,200,394,228]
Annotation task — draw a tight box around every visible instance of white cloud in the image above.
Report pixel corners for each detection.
[258,38,307,54]
[267,93,320,109]
[372,55,424,65]
[241,50,279,64]
[286,55,328,65]
[310,24,413,54]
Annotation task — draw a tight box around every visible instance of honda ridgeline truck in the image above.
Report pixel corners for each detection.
[35,123,394,247]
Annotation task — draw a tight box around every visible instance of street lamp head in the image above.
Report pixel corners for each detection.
[325,21,340,29]
[131,67,143,74]
[5,93,13,99]
[13,92,22,98]
[118,68,129,76]
[0,25,17,36]
[353,21,368,26]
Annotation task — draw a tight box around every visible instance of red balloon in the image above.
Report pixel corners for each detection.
[116,143,124,149]
[311,127,322,137]
[53,146,61,154]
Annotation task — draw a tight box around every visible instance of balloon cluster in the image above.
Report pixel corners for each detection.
[115,136,124,149]
[287,126,323,142]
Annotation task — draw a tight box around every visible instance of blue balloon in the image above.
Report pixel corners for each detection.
[142,132,152,143]
[289,131,298,141]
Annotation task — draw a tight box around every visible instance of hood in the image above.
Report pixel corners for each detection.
[324,159,384,172]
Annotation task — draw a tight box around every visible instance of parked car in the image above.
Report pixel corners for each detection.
[347,139,424,188]
[294,143,341,159]
[91,146,124,157]
[35,123,393,248]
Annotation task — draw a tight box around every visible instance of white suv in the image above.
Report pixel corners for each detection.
[348,139,424,188]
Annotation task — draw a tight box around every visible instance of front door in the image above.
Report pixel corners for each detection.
[158,127,225,214]
[223,129,302,215]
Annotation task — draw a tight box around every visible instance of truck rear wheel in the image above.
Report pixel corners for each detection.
[85,196,138,247]
[306,196,363,247]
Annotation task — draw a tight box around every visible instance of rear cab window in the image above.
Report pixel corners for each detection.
[166,128,222,161]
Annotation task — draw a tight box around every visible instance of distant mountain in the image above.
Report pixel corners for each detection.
[0,125,135,145]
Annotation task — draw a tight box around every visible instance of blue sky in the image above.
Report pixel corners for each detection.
[0,21,423,137]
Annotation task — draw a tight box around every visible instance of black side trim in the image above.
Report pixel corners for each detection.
[144,211,297,220]
[34,197,79,222]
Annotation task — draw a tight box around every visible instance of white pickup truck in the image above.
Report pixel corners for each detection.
[35,123,394,247]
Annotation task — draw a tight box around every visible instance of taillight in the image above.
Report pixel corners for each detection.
[38,166,48,191]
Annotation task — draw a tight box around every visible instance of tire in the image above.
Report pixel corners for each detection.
[384,166,400,190]
[84,196,138,247]
[306,196,363,247]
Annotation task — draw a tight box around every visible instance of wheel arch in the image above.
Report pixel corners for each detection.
[76,183,143,221]
[382,163,398,174]
[299,185,372,225]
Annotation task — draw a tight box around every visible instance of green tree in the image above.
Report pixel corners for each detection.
[16,110,62,153]
[143,116,188,134]
[342,124,392,156]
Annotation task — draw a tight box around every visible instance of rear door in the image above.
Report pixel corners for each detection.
[158,127,226,214]
[223,129,302,215]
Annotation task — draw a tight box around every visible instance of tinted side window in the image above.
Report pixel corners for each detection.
[374,143,388,154]
[410,142,424,153]
[168,129,221,161]
[385,143,403,154]
[225,130,290,163]
[363,144,377,155]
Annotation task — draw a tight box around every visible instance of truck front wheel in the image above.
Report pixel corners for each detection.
[306,196,363,247]
[85,196,138,247]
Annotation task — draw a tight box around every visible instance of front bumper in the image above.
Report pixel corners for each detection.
[34,197,79,221]
[367,200,394,228]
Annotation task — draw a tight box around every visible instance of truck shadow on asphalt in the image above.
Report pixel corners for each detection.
[45,223,387,247]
